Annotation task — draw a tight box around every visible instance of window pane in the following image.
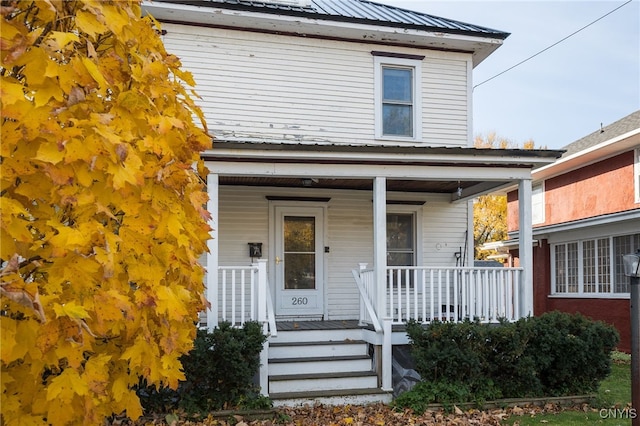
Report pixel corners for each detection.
[383,68,412,101]
[598,238,611,293]
[284,253,315,289]
[387,214,413,250]
[583,240,595,293]
[555,244,567,293]
[383,104,412,136]
[567,242,579,292]
[284,216,315,252]
[388,252,413,267]
[614,234,640,293]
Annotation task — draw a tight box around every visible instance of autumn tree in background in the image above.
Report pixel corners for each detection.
[1,1,211,424]
[473,133,536,260]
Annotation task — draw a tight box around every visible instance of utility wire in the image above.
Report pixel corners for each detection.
[473,0,633,90]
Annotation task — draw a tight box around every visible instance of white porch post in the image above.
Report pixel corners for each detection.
[206,173,219,332]
[373,177,387,320]
[518,178,533,317]
[256,259,269,396]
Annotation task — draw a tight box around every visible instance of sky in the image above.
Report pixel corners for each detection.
[374,0,640,150]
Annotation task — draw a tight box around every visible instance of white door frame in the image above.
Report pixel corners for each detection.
[269,202,327,318]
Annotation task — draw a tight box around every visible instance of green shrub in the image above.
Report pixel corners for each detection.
[524,311,619,396]
[398,312,619,411]
[137,321,268,414]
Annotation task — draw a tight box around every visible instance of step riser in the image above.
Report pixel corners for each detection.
[270,329,363,344]
[269,359,372,376]
[269,343,367,359]
[269,375,377,393]
[271,393,393,408]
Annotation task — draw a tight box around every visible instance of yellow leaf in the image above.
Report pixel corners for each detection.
[35,141,65,165]
[46,368,89,402]
[53,302,90,320]
[0,81,26,105]
[75,10,108,38]
[81,57,108,94]
[33,78,64,107]
[47,31,79,49]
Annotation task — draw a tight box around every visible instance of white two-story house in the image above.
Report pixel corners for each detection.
[143,0,563,405]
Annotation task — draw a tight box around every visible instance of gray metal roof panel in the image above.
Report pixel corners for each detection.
[158,0,509,38]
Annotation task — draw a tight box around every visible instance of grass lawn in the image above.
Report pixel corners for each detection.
[503,354,633,426]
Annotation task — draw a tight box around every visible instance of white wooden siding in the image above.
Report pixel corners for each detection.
[203,186,469,320]
[162,24,470,147]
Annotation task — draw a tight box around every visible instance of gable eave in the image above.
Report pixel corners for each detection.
[143,0,508,66]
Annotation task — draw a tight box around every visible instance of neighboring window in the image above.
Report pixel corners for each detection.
[552,232,640,295]
[374,55,422,140]
[634,148,640,203]
[531,182,545,225]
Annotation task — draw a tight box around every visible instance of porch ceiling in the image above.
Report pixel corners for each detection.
[219,176,498,194]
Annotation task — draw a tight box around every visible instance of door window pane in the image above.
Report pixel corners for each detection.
[284,216,316,290]
[284,254,315,290]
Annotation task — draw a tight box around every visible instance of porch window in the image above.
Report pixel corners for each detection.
[552,232,640,296]
[387,213,416,267]
[374,55,422,140]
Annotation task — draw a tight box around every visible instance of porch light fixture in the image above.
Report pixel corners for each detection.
[301,178,318,187]
[456,181,463,198]
[623,250,640,278]
[622,249,640,426]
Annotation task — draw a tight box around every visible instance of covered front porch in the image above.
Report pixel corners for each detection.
[201,142,561,400]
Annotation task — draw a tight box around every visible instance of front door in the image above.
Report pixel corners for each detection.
[274,206,324,317]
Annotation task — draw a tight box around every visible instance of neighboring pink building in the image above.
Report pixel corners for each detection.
[505,111,640,352]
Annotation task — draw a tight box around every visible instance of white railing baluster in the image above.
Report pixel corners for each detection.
[222,270,227,322]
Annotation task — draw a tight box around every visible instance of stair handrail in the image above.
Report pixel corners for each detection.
[265,277,277,337]
[352,269,382,333]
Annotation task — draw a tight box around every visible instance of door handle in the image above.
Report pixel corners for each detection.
[275,256,283,265]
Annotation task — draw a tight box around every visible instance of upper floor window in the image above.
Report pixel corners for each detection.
[532,182,545,225]
[373,54,423,141]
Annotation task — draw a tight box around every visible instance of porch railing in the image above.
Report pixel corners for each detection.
[210,259,276,336]
[355,266,523,328]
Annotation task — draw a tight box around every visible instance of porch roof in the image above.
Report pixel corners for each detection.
[201,140,564,200]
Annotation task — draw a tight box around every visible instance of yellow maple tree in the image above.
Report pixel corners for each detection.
[1,1,211,424]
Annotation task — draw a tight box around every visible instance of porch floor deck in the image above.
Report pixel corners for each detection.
[275,320,362,331]
[275,320,409,332]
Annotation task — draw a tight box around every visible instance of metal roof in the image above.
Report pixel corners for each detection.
[158,0,509,39]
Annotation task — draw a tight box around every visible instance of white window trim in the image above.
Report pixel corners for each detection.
[551,234,635,298]
[634,148,640,204]
[532,181,545,225]
[374,56,422,141]
[386,205,424,266]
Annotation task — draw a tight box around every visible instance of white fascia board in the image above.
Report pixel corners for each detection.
[142,1,504,67]
[204,160,533,180]
[509,209,640,240]
[533,129,640,181]
[203,147,557,167]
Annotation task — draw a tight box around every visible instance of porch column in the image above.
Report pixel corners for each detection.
[518,178,533,317]
[373,177,387,321]
[206,173,219,332]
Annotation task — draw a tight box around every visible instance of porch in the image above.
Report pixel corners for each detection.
[206,260,525,402]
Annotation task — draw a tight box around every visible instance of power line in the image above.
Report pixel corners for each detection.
[473,0,633,90]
